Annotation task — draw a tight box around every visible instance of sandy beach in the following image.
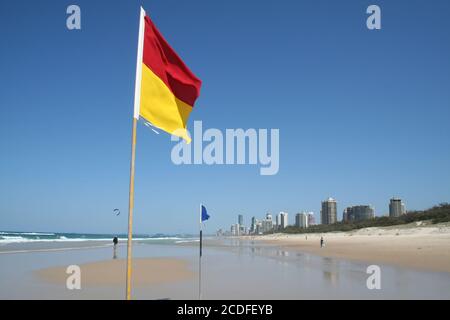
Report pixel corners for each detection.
[0,237,449,299]
[252,222,450,273]
[36,257,194,287]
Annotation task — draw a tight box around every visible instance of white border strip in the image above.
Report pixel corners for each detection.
[133,7,146,119]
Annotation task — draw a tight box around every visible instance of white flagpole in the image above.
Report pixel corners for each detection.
[199,203,202,300]
[126,6,145,301]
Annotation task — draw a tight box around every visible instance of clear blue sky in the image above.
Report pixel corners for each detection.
[1,0,449,234]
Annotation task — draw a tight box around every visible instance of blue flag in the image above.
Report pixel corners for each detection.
[201,205,210,222]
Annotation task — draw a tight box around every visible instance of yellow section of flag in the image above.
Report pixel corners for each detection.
[140,64,192,143]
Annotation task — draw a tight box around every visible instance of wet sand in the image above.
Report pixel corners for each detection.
[253,223,450,273]
[1,239,449,299]
[36,257,194,287]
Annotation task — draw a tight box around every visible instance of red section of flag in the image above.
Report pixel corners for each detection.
[142,16,202,107]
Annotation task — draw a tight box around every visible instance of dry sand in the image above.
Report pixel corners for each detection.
[253,222,450,273]
[36,257,194,287]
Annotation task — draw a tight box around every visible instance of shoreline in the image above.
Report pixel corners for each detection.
[246,223,450,273]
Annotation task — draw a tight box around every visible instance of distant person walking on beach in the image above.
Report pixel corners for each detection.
[113,237,118,259]
[320,236,324,248]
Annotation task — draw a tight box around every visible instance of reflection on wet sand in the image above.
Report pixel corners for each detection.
[322,257,340,286]
[113,245,117,259]
[197,238,450,299]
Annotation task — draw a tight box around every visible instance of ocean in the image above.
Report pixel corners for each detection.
[0,231,198,245]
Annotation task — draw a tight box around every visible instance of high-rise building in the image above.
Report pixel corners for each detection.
[230,224,236,236]
[238,214,244,226]
[307,212,315,226]
[280,212,288,229]
[389,198,406,217]
[295,212,308,228]
[250,216,257,233]
[230,224,241,236]
[343,208,349,222]
[234,223,240,236]
[259,213,273,233]
[321,198,337,225]
[255,221,263,234]
[275,214,280,230]
[343,205,375,221]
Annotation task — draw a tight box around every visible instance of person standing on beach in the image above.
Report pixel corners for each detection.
[113,237,118,259]
[320,236,324,248]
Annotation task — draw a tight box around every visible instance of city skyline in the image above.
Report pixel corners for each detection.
[222,196,408,234]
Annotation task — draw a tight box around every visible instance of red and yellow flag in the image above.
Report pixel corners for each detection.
[133,8,202,143]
